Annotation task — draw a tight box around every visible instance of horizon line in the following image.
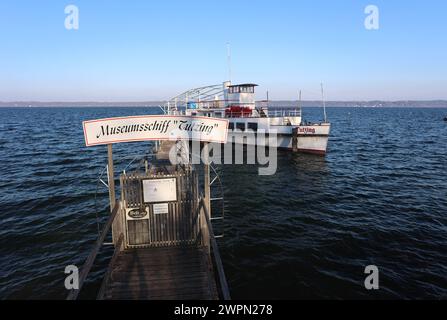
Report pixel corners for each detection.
[2,99,447,104]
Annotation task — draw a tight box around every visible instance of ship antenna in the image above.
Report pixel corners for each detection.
[321,82,327,123]
[227,42,232,82]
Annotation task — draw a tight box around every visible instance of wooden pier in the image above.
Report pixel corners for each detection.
[98,246,218,300]
[67,141,230,300]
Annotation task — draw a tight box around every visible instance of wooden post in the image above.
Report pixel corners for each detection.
[292,127,298,152]
[107,144,116,209]
[107,144,117,244]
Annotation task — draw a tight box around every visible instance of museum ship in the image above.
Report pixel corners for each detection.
[162,81,331,155]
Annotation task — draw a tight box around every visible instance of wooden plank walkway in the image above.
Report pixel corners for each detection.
[156,141,175,160]
[99,246,219,300]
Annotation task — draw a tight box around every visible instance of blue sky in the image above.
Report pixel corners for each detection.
[0,0,446,101]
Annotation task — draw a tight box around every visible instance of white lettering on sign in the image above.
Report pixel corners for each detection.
[126,207,149,220]
[153,203,169,215]
[83,115,229,146]
[298,127,316,134]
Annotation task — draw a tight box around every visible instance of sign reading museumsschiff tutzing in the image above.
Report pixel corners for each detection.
[83,115,229,146]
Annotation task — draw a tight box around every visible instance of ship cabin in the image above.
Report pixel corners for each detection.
[224,83,257,109]
[183,83,260,119]
[222,83,258,118]
[181,82,300,123]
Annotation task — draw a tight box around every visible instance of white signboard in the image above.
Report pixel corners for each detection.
[83,115,229,146]
[142,178,177,203]
[153,203,169,215]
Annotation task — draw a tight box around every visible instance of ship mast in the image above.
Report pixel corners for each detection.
[227,42,232,82]
[321,83,327,123]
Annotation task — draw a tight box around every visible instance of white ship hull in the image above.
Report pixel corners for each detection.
[227,123,331,155]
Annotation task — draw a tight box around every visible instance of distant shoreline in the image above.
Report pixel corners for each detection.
[1,100,446,108]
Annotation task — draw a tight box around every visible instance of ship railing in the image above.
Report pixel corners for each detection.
[186,100,255,110]
[224,111,257,118]
[170,109,302,118]
[166,109,187,116]
[267,108,302,118]
[189,100,228,109]
[168,100,261,110]
[256,100,269,109]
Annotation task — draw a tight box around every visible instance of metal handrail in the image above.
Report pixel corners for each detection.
[96,233,124,300]
[66,201,120,300]
[165,84,224,109]
[199,197,231,300]
[267,109,302,117]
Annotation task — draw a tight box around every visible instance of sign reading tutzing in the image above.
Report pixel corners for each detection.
[83,115,229,146]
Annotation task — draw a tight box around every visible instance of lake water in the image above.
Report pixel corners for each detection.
[0,106,446,299]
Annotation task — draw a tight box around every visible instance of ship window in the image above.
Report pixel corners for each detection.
[229,122,234,130]
[214,112,222,117]
[247,122,258,131]
[229,86,240,94]
[236,123,245,131]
